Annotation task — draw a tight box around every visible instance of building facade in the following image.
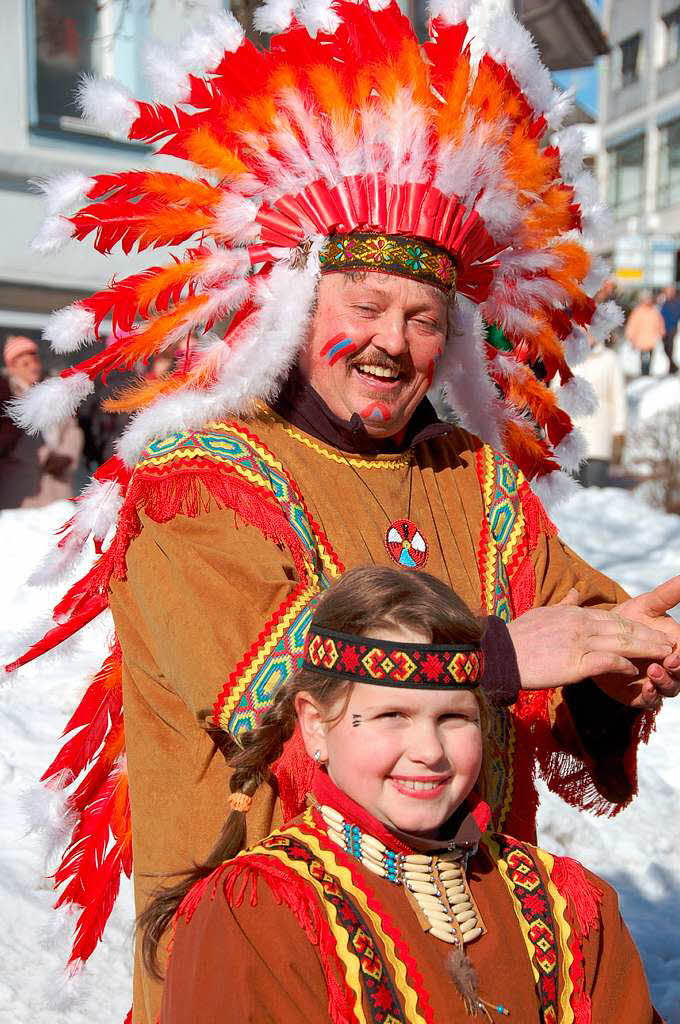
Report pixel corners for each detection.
[599,0,680,288]
[0,1,224,372]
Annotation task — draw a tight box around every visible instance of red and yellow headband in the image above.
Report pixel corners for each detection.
[303,626,484,690]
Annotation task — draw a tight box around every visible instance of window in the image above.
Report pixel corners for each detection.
[29,0,149,135]
[661,8,680,65]
[607,135,645,217]
[659,118,680,208]
[612,32,644,88]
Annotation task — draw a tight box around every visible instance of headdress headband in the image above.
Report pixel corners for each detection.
[320,232,457,295]
[304,626,484,690]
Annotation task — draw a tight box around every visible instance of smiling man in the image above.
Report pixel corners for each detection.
[12,1,680,1021]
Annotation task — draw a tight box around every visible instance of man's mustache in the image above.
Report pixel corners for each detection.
[348,351,403,374]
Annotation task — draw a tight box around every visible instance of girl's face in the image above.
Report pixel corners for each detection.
[297,624,483,838]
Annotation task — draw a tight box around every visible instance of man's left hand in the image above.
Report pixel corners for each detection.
[601,575,680,710]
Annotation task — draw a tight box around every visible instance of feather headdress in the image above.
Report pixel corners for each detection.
[9,0,614,974]
[19,0,608,485]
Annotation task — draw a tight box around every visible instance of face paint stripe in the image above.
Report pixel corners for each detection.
[319,332,348,358]
[328,340,358,366]
[360,401,391,422]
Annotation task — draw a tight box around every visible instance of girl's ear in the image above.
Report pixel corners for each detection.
[295,691,330,763]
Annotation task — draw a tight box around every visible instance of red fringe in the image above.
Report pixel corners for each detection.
[272,724,315,821]
[224,855,356,1024]
[551,856,602,938]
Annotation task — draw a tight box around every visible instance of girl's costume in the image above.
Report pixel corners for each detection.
[5,0,657,1019]
[162,769,659,1024]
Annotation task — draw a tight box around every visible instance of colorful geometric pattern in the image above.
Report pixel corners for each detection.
[251,828,411,1024]
[304,627,484,689]
[475,445,529,832]
[487,834,563,1024]
[320,232,457,294]
[384,519,429,570]
[145,422,346,736]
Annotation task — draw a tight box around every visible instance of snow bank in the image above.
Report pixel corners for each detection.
[1,491,679,1021]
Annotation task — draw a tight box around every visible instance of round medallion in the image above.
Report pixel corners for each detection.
[385,518,429,569]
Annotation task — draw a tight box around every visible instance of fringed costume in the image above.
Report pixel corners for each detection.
[5,0,657,1020]
[162,770,660,1024]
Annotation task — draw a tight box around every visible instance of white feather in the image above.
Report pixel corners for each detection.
[27,533,86,588]
[298,0,342,36]
[557,375,598,417]
[553,427,587,472]
[117,256,320,465]
[75,75,138,137]
[436,296,506,449]
[182,11,245,70]
[214,194,261,243]
[254,0,297,33]
[8,373,94,436]
[531,468,579,508]
[467,1,554,119]
[30,172,95,215]
[20,777,77,864]
[583,257,609,297]
[74,477,124,544]
[589,300,624,342]
[427,0,473,25]
[563,326,590,368]
[43,304,96,354]
[31,216,75,254]
[554,125,585,182]
[143,40,188,105]
[197,247,251,287]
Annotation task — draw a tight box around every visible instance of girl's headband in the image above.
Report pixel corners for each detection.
[303,626,484,691]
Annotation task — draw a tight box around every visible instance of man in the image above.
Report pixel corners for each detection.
[624,291,665,376]
[660,284,680,374]
[1,335,82,508]
[9,2,680,1021]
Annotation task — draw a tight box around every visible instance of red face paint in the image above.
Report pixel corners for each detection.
[319,333,358,366]
[426,346,443,388]
[360,400,391,422]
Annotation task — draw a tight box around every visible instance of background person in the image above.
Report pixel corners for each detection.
[573,331,627,488]
[660,284,680,375]
[1,335,82,508]
[624,291,666,377]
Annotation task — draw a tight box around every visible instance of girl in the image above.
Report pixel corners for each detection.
[145,567,657,1023]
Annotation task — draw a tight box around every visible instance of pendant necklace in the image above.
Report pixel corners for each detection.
[341,450,430,570]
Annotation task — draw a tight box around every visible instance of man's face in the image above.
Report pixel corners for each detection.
[299,272,448,439]
[9,352,42,387]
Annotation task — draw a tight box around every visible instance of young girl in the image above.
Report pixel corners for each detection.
[145,567,658,1023]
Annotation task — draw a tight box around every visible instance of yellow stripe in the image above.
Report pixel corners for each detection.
[217,582,320,729]
[533,849,575,1024]
[248,839,367,1023]
[252,820,427,1024]
[292,825,427,1024]
[483,835,541,986]
[259,405,411,470]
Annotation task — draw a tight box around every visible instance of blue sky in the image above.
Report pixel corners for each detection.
[552,0,603,115]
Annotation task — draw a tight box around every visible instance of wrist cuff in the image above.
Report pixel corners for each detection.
[480,615,521,707]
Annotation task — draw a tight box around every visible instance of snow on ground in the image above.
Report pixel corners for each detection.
[2,441,680,1020]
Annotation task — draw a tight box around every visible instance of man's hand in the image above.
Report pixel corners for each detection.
[507,588,675,705]
[606,576,680,708]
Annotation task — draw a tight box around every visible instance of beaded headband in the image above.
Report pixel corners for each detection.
[319,232,457,295]
[303,626,483,690]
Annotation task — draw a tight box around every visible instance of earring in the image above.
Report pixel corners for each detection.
[313,750,322,763]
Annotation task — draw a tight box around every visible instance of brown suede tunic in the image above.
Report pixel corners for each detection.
[160,781,657,1024]
[109,406,636,1023]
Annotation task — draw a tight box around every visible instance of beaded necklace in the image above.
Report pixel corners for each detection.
[318,804,511,1019]
[319,804,483,946]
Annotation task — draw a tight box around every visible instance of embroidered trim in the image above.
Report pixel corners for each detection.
[190,422,345,735]
[476,446,533,831]
[305,627,484,689]
[249,820,423,1024]
[533,849,576,1024]
[486,834,563,1024]
[320,232,456,294]
[261,406,412,470]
